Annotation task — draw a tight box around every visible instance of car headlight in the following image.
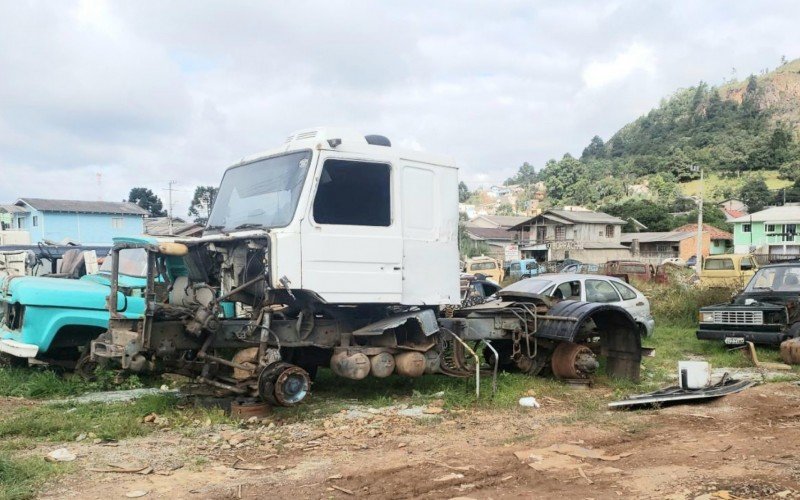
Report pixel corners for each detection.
[700,312,715,323]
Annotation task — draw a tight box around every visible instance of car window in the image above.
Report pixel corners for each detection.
[586,279,621,303]
[525,262,538,270]
[704,258,734,270]
[552,280,581,300]
[746,266,800,292]
[510,263,520,271]
[470,262,497,271]
[740,258,755,271]
[610,281,637,300]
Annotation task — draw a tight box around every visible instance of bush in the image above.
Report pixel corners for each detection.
[639,281,735,327]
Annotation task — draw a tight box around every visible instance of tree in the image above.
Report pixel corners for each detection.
[581,136,606,160]
[458,181,471,203]
[188,186,219,224]
[128,187,166,216]
[505,162,537,186]
[739,176,771,212]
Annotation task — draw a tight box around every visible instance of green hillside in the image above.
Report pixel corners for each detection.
[504,58,800,230]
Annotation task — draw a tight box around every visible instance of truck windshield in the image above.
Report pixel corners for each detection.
[99,248,148,277]
[746,266,800,292]
[207,150,312,232]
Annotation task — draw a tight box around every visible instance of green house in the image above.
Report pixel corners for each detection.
[732,205,800,258]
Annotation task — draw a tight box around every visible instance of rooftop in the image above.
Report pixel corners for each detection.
[620,231,695,244]
[731,205,800,223]
[672,223,733,240]
[463,226,515,241]
[16,198,150,215]
[509,209,626,230]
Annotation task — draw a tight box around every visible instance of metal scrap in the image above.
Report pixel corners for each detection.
[609,375,754,409]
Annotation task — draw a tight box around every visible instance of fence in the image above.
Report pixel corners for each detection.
[752,253,800,266]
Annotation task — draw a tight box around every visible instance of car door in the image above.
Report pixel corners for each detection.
[609,280,648,321]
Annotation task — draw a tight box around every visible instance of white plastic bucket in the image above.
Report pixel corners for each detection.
[678,361,710,389]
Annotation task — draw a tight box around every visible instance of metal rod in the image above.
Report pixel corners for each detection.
[480,340,499,396]
[441,328,481,398]
[200,353,255,372]
[215,274,266,304]
[197,376,248,394]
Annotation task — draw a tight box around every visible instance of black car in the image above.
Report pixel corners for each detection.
[696,262,800,346]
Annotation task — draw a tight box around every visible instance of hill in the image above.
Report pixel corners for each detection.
[503,58,800,228]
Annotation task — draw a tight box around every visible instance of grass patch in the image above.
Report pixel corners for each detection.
[0,455,71,500]
[679,169,791,197]
[0,394,176,442]
[0,367,150,399]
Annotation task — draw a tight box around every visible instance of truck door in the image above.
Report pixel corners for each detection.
[300,158,403,303]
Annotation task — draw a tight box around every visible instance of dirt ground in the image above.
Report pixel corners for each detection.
[29,381,800,499]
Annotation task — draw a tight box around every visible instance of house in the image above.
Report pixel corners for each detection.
[673,224,733,255]
[143,217,204,238]
[462,226,516,262]
[8,198,149,245]
[719,199,748,223]
[0,205,31,245]
[467,215,529,229]
[509,208,629,263]
[619,224,732,264]
[731,204,800,257]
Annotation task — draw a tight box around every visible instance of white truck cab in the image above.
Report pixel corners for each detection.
[204,127,460,306]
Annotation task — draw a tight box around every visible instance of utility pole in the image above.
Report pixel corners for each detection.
[694,167,704,275]
[166,180,177,236]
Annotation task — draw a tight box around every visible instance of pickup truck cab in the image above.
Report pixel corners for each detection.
[465,255,504,284]
[0,238,151,367]
[699,254,758,288]
[697,262,800,346]
[506,258,541,280]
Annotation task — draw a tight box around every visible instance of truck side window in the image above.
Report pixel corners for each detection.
[313,160,391,226]
[740,258,754,271]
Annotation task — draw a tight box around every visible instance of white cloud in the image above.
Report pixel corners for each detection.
[582,43,657,89]
[1,0,800,219]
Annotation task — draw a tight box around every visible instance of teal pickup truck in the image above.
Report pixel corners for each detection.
[0,237,152,368]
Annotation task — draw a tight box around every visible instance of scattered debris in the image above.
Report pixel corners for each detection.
[609,375,754,409]
[780,337,800,364]
[514,444,630,473]
[518,396,540,408]
[742,341,792,371]
[46,448,76,462]
[88,462,152,474]
[330,485,355,495]
[125,490,149,498]
[434,473,465,482]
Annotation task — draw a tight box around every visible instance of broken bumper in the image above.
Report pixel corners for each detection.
[0,338,39,358]
[696,325,786,346]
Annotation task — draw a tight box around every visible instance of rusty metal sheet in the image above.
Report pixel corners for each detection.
[352,308,439,336]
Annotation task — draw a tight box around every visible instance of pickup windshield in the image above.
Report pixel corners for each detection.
[745,266,800,292]
[207,150,312,232]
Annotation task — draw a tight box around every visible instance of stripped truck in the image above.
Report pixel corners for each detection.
[91,128,642,406]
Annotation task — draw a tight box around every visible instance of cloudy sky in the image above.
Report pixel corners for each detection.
[2,0,800,217]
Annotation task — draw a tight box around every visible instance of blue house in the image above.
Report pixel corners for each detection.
[10,198,149,245]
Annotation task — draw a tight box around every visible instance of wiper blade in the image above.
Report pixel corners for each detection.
[205,225,225,231]
[754,286,773,291]
[234,223,264,230]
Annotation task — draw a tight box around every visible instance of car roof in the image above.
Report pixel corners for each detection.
[527,273,625,282]
[761,261,800,268]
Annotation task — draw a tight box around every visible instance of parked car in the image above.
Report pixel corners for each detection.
[465,255,504,283]
[699,254,758,288]
[0,238,150,368]
[560,263,601,274]
[459,273,502,307]
[604,260,656,283]
[506,258,542,280]
[541,259,582,274]
[697,262,800,346]
[501,274,655,337]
